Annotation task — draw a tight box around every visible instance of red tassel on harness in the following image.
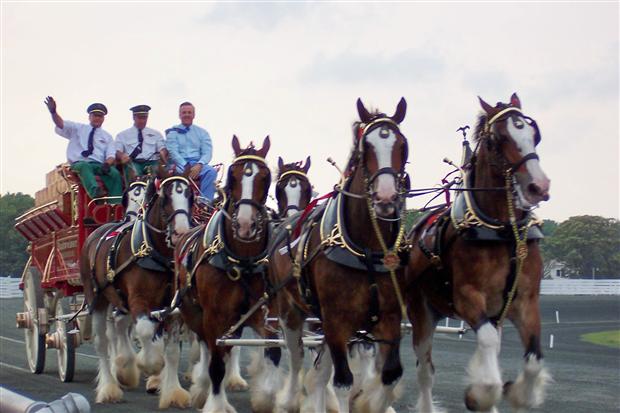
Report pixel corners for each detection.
[292,191,335,238]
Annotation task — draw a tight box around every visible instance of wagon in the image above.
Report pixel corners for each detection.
[14,165,124,382]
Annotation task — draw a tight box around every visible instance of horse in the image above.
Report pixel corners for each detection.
[79,173,194,408]
[269,98,410,413]
[274,156,313,218]
[174,136,279,413]
[405,93,551,413]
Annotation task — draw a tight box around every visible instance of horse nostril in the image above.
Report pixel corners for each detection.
[527,183,542,196]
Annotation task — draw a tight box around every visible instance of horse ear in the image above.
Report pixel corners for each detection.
[510,93,522,109]
[357,98,372,123]
[258,136,271,158]
[232,135,242,156]
[302,156,311,173]
[278,156,284,170]
[157,161,171,179]
[391,97,407,124]
[478,96,495,115]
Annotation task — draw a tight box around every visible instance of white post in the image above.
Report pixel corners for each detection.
[555,311,560,324]
[549,334,554,349]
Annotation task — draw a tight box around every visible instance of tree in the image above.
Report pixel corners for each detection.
[0,193,34,277]
[544,215,620,278]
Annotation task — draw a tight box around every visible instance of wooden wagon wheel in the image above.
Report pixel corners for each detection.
[53,294,76,382]
[22,266,46,374]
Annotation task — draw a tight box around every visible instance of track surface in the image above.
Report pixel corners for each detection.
[1,296,619,412]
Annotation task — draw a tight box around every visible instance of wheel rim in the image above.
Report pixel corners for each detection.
[23,269,44,373]
[55,296,75,382]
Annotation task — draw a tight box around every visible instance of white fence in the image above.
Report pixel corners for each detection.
[540,279,620,295]
[1,277,619,298]
[0,277,21,299]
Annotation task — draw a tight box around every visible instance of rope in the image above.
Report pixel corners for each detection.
[363,176,408,321]
[494,170,530,326]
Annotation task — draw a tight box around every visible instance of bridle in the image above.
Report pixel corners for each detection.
[123,180,148,221]
[226,154,271,243]
[347,117,409,218]
[275,169,310,217]
[481,107,541,175]
[146,176,193,247]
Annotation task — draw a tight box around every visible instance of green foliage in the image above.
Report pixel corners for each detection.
[544,215,620,277]
[403,209,426,232]
[0,193,34,277]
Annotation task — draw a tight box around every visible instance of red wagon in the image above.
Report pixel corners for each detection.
[14,165,124,382]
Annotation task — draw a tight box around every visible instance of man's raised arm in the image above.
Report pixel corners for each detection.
[44,96,64,129]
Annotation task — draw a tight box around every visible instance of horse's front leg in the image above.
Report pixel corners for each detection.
[133,311,165,377]
[322,322,354,413]
[226,345,249,391]
[248,321,284,413]
[203,341,236,413]
[92,305,124,403]
[352,312,403,413]
[112,312,140,389]
[410,300,443,413]
[303,343,338,413]
[504,293,551,412]
[158,315,191,409]
[275,312,305,413]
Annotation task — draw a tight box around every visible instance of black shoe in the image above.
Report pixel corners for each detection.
[83,217,96,225]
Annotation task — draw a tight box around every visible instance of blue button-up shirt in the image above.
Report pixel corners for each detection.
[55,120,115,164]
[165,124,213,167]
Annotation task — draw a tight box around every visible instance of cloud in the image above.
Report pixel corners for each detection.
[299,49,445,85]
[202,3,309,31]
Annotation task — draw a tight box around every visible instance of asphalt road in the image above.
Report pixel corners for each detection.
[1,296,619,412]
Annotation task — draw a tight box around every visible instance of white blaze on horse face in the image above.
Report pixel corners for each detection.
[506,117,550,205]
[238,162,259,237]
[170,181,191,235]
[126,186,145,220]
[366,126,398,202]
[284,178,302,217]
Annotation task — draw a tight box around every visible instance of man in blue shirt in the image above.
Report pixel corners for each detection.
[165,102,216,201]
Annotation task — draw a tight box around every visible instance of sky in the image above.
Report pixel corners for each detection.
[1,1,618,223]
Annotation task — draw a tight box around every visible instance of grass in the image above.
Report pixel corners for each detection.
[580,330,620,349]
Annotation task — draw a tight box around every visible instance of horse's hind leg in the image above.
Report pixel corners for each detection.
[93,306,124,403]
[112,312,140,389]
[158,316,191,409]
[226,345,248,391]
[504,296,551,412]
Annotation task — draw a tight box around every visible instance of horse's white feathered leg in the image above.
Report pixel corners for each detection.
[227,345,248,391]
[190,341,211,409]
[465,322,503,412]
[134,315,165,376]
[276,321,304,413]
[93,308,123,403]
[504,354,552,411]
[158,317,190,408]
[112,313,139,389]
[302,345,334,413]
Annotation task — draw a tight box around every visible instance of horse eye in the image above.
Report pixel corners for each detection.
[513,119,524,129]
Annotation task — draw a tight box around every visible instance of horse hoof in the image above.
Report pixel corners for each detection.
[190,383,208,409]
[159,387,191,409]
[227,376,249,392]
[146,375,161,394]
[96,383,123,403]
[464,384,501,411]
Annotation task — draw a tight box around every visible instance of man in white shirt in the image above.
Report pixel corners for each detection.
[44,96,122,204]
[115,104,167,183]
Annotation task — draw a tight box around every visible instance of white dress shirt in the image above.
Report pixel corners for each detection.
[55,120,115,164]
[115,126,165,161]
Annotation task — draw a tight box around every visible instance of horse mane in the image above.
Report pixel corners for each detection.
[236,143,261,158]
[472,102,512,143]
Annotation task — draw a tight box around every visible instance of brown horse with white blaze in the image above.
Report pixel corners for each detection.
[405,93,551,413]
[175,136,280,413]
[275,156,313,218]
[80,174,194,407]
[269,98,410,413]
